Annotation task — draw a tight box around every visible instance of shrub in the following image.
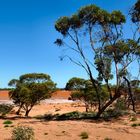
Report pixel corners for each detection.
[4,125,10,128]
[104,138,112,140]
[35,111,96,121]
[114,98,127,111]
[131,123,138,127]
[0,104,14,116]
[131,123,140,127]
[56,111,80,120]
[12,125,34,140]
[43,114,54,120]
[130,116,137,121]
[3,120,13,125]
[102,108,128,119]
[80,132,89,139]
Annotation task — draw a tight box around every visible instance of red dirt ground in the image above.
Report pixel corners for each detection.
[0,90,72,100]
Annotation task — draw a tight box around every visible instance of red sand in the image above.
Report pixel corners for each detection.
[0,90,71,100]
[0,90,10,100]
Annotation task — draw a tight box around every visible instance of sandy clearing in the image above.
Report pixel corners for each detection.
[0,117,140,140]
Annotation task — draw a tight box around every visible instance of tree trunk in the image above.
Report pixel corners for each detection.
[106,80,113,100]
[25,109,31,117]
[85,103,89,112]
[16,103,23,115]
[123,77,136,112]
[96,93,120,118]
[89,74,101,112]
[24,105,34,117]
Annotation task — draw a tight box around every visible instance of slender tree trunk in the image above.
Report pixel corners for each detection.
[123,77,136,112]
[106,80,113,100]
[16,103,23,115]
[89,74,101,112]
[115,62,119,86]
[25,110,30,117]
[25,106,33,117]
[96,93,121,118]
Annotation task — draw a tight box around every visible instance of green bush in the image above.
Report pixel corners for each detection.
[56,111,80,120]
[130,116,137,121]
[80,132,89,139]
[102,108,128,119]
[12,126,34,140]
[35,111,96,121]
[43,114,54,120]
[3,120,13,125]
[115,98,127,111]
[0,104,14,116]
[131,123,140,127]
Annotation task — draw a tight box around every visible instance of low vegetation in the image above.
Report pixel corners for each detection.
[104,138,112,140]
[3,120,13,125]
[131,123,140,127]
[12,125,34,140]
[79,132,89,139]
[35,109,128,121]
[0,104,13,117]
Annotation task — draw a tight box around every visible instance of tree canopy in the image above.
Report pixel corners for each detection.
[8,73,56,116]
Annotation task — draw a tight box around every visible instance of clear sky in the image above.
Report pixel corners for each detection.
[0,0,137,88]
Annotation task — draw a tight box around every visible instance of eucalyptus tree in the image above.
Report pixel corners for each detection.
[8,73,56,116]
[131,0,140,24]
[66,77,109,112]
[55,4,140,117]
[8,79,23,115]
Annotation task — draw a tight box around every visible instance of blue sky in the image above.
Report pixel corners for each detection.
[0,0,137,88]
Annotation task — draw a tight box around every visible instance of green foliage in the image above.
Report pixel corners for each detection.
[55,4,126,39]
[111,10,126,24]
[12,126,34,140]
[80,132,89,139]
[95,56,113,82]
[56,111,80,120]
[0,104,14,116]
[114,98,127,111]
[3,120,13,125]
[130,116,137,121]
[65,77,86,90]
[8,73,56,116]
[56,111,96,120]
[131,0,140,23]
[131,123,140,127]
[67,77,109,112]
[35,111,96,120]
[102,108,128,119]
[102,98,128,119]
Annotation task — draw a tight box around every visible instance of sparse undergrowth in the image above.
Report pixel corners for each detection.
[34,111,97,120]
[79,132,89,139]
[104,137,112,140]
[12,125,34,140]
[131,123,140,127]
[3,120,13,125]
[34,108,131,121]
[0,104,14,117]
